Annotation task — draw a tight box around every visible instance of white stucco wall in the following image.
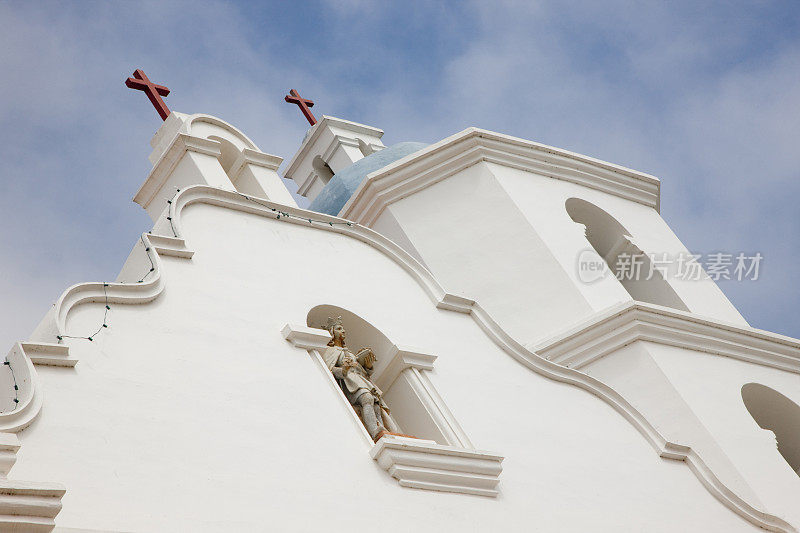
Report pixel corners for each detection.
[364,159,747,350]
[490,163,747,326]
[9,201,762,532]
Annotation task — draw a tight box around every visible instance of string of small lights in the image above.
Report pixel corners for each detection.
[165,197,178,237]
[54,192,353,345]
[234,192,354,227]
[57,282,110,342]
[3,355,19,411]
[1,192,358,414]
[138,235,156,283]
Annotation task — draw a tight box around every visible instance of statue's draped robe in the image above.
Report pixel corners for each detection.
[322,345,382,404]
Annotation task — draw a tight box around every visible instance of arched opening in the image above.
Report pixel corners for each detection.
[306,305,395,377]
[742,383,800,475]
[566,197,688,311]
[209,136,242,175]
[311,155,335,185]
[306,304,466,446]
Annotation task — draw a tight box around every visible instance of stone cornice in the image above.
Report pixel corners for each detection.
[20,185,796,532]
[341,128,661,224]
[133,133,222,210]
[533,302,800,373]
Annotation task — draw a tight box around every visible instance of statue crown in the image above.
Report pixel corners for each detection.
[326,316,343,333]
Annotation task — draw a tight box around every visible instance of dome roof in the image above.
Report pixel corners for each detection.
[308,142,428,216]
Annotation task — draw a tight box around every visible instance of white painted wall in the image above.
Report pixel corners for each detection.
[11,202,760,532]
[366,159,747,348]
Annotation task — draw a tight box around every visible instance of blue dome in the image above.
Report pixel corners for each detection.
[308,142,428,216]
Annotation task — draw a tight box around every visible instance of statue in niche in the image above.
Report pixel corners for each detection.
[322,316,395,441]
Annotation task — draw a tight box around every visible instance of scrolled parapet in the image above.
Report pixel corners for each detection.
[0,343,43,433]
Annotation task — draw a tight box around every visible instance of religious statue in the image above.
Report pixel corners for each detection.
[322,317,391,440]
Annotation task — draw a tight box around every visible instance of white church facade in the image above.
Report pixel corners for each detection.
[1,107,799,531]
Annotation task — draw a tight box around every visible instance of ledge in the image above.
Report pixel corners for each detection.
[370,436,503,497]
[146,234,194,259]
[20,343,76,368]
[229,148,283,178]
[341,127,661,225]
[281,324,330,351]
[534,301,800,373]
[0,478,66,532]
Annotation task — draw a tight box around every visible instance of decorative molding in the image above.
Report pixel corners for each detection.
[0,433,19,477]
[284,115,384,179]
[29,185,798,531]
[228,148,283,181]
[134,133,223,210]
[281,324,331,351]
[297,171,320,197]
[533,301,800,373]
[372,346,436,391]
[0,432,65,531]
[340,127,661,225]
[146,234,194,259]
[21,343,76,368]
[321,134,360,162]
[0,478,65,532]
[370,436,503,498]
[0,343,44,433]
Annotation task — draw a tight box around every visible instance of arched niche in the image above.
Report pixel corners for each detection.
[305,304,471,447]
[742,383,800,475]
[284,308,503,496]
[306,305,395,378]
[566,197,688,311]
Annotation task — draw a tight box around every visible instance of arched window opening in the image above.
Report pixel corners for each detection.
[742,383,800,476]
[565,197,688,311]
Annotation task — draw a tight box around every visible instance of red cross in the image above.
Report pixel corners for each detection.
[125,69,171,121]
[284,89,317,126]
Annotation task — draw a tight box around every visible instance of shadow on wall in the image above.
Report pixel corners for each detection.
[565,197,689,311]
[306,305,395,375]
[742,383,800,476]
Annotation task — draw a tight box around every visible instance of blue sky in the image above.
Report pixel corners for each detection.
[1,1,798,351]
